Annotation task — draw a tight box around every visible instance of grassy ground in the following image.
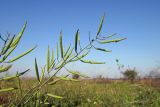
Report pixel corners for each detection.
[0,79,160,107]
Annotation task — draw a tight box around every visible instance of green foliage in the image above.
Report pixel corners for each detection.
[0,87,17,93]
[18,15,125,106]
[0,65,12,73]
[2,80,160,107]
[60,31,64,58]
[98,38,126,44]
[47,93,63,99]
[35,58,40,82]
[116,59,138,83]
[80,59,105,64]
[0,22,36,95]
[9,46,37,63]
[122,68,138,83]
[0,15,126,106]
[75,29,79,53]
[72,73,80,79]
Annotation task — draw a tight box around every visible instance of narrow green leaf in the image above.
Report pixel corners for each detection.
[80,59,105,64]
[46,93,63,99]
[0,65,12,73]
[0,88,17,93]
[75,29,79,53]
[60,31,63,58]
[99,38,126,44]
[35,58,40,82]
[97,15,104,35]
[55,48,73,69]
[9,45,37,62]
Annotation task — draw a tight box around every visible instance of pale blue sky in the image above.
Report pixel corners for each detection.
[0,0,160,78]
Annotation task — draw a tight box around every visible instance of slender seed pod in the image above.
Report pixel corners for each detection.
[98,38,126,44]
[40,67,45,83]
[55,48,73,69]
[64,44,71,57]
[80,59,105,64]
[75,29,79,53]
[56,43,59,60]
[67,70,87,78]
[1,22,27,62]
[18,69,30,76]
[48,79,61,85]
[0,75,17,81]
[9,45,37,63]
[16,72,23,98]
[35,58,40,82]
[46,93,63,99]
[94,47,112,52]
[51,48,54,64]
[97,15,104,36]
[47,46,50,72]
[1,35,15,55]
[106,33,117,38]
[0,69,29,81]
[0,65,12,73]
[0,45,17,62]
[58,77,79,82]
[0,88,17,93]
[63,48,73,61]
[60,31,63,58]
[11,22,27,47]
[68,54,76,61]
[72,51,90,61]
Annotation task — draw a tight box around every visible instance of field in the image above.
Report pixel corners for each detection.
[1,78,160,107]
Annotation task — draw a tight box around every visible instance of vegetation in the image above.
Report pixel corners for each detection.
[72,73,80,79]
[0,22,36,93]
[122,68,138,83]
[1,16,159,107]
[1,79,160,107]
[0,16,128,106]
[116,59,138,83]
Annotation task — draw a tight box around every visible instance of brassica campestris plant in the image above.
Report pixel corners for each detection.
[16,15,126,106]
[0,15,126,106]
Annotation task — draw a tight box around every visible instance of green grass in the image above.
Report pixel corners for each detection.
[1,79,160,107]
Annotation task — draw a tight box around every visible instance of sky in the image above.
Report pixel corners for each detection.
[0,0,160,78]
